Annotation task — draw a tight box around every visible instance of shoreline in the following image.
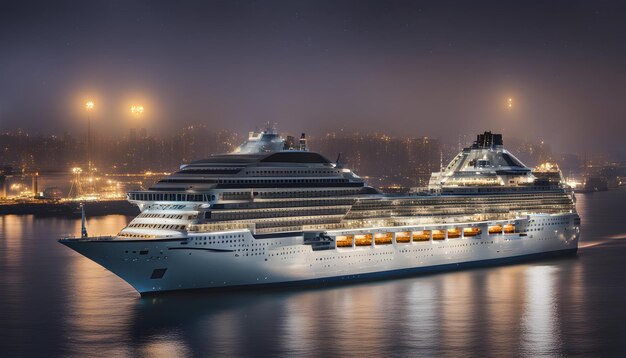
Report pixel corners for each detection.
[0,199,139,217]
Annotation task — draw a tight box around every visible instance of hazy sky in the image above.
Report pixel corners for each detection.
[1,1,625,158]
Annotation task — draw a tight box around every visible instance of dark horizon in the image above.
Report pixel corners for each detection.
[1,1,625,160]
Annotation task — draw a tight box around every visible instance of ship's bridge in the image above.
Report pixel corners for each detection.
[232,128,286,153]
[431,131,535,188]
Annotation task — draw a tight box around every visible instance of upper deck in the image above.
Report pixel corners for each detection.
[117,130,576,239]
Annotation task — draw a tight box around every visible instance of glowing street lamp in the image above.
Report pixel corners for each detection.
[85,101,94,171]
[131,105,144,117]
[507,97,513,109]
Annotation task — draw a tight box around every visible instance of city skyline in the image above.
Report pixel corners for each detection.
[1,123,611,182]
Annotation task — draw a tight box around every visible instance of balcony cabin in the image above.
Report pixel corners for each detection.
[395,231,411,243]
[336,235,354,248]
[355,234,373,246]
[374,232,393,245]
[413,230,431,242]
[503,224,516,234]
[488,225,503,235]
[432,229,445,240]
[463,227,481,237]
[447,228,461,239]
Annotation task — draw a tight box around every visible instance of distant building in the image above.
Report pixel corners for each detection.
[311,132,441,187]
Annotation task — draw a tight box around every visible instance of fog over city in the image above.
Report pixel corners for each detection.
[1,1,625,159]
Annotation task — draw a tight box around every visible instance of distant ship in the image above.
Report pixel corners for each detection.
[60,129,580,294]
[579,177,609,193]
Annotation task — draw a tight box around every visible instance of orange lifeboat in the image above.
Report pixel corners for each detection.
[432,229,445,240]
[355,234,373,246]
[336,235,354,247]
[463,227,481,237]
[395,231,411,243]
[374,232,393,245]
[447,228,461,239]
[412,230,431,242]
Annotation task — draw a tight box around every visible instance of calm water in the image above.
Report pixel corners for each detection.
[1,190,626,357]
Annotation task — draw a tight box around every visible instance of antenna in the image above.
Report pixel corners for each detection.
[440,150,443,172]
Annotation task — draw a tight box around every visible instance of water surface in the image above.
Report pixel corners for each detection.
[1,189,626,357]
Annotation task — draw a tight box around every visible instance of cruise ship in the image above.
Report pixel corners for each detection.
[60,129,580,294]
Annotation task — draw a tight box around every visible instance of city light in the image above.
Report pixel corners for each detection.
[507,97,513,109]
[85,101,94,111]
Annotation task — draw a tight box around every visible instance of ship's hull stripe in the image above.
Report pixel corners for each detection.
[167,247,234,253]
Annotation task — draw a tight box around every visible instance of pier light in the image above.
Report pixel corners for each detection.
[84,101,95,172]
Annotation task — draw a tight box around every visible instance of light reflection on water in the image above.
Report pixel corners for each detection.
[0,189,626,356]
[521,266,560,356]
[64,215,136,356]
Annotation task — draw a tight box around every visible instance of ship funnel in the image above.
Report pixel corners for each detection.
[299,133,307,151]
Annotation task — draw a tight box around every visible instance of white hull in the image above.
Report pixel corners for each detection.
[61,213,579,294]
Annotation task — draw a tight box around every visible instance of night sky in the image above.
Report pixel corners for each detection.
[1,1,625,157]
